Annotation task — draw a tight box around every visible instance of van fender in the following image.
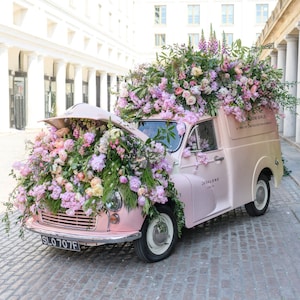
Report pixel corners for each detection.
[251,155,282,201]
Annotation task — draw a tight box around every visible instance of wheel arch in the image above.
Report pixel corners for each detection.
[133,204,178,262]
[251,156,274,201]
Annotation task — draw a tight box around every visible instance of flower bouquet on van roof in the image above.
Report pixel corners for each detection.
[115,30,297,132]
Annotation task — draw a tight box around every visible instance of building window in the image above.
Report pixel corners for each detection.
[118,19,121,37]
[47,19,57,38]
[98,5,102,24]
[155,34,166,47]
[69,0,76,9]
[221,4,234,25]
[188,33,199,49]
[13,3,28,26]
[224,33,233,46]
[85,1,90,17]
[155,5,166,24]
[68,29,75,45]
[188,5,200,25]
[256,4,269,23]
[109,12,112,31]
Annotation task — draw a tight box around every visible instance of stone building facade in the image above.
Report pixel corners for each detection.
[257,0,300,142]
[0,0,138,130]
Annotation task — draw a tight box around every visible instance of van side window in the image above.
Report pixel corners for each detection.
[188,120,217,152]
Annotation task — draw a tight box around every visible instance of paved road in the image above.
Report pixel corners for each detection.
[1,130,300,299]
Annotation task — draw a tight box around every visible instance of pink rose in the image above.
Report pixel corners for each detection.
[58,149,68,162]
[76,172,85,181]
[175,87,183,95]
[65,182,73,192]
[91,177,102,188]
[182,90,191,99]
[250,85,257,94]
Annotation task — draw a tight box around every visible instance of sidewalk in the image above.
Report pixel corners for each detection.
[280,135,300,186]
[0,128,41,213]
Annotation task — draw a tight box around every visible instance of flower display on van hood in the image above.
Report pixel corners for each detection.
[115,36,296,133]
[5,119,184,234]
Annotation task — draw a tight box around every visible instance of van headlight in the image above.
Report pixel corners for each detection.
[106,190,123,212]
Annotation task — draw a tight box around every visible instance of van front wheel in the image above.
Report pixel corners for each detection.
[245,174,270,216]
[133,205,178,263]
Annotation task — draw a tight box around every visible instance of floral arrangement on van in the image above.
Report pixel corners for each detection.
[115,33,296,134]
[5,119,184,235]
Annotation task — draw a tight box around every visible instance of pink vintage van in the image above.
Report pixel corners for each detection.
[24,103,283,262]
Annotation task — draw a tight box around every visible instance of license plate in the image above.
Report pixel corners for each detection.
[41,235,80,252]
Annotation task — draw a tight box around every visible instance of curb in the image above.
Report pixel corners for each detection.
[280,134,300,151]
[280,135,300,187]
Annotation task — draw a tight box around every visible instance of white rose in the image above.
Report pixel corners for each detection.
[182,90,191,99]
[201,78,209,87]
[204,86,212,95]
[191,66,203,77]
[186,95,196,105]
[109,128,123,139]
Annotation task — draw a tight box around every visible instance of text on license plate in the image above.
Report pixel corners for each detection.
[41,235,80,251]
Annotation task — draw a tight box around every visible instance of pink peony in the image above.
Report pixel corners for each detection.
[119,175,128,184]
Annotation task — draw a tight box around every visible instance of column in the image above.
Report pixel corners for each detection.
[296,25,300,143]
[110,74,117,111]
[100,71,108,110]
[270,51,277,68]
[276,44,286,133]
[55,60,66,115]
[74,64,82,104]
[0,44,10,131]
[88,68,96,106]
[283,35,298,137]
[27,52,44,129]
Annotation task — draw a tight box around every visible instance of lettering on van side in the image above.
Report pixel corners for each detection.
[201,177,220,187]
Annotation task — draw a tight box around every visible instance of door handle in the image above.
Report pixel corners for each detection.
[214,156,224,162]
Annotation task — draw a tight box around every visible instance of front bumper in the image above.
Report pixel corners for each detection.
[25,218,142,246]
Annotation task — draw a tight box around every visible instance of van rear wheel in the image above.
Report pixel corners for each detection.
[245,174,270,216]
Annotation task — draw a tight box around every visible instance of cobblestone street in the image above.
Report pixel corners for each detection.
[1,175,300,300]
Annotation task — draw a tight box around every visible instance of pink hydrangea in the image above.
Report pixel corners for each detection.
[89,153,106,172]
[129,176,141,192]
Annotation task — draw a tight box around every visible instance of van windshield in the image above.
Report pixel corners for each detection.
[138,120,183,152]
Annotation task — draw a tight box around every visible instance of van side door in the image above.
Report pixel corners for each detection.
[179,119,231,223]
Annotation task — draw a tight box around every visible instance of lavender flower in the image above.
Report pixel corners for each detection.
[129,176,141,192]
[83,132,95,146]
[48,180,62,200]
[89,153,106,172]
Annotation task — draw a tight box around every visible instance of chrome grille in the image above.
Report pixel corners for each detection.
[40,210,96,231]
